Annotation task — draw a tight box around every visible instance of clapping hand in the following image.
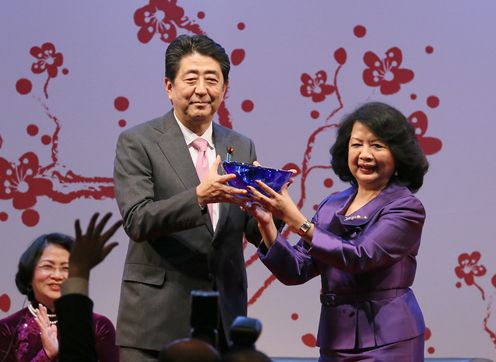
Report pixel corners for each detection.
[34,304,58,359]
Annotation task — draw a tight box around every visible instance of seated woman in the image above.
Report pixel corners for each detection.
[0,232,119,361]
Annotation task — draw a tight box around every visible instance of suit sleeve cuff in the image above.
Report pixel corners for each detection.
[61,277,89,296]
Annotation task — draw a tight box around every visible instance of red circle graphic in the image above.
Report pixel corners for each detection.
[241,100,254,112]
[301,333,316,347]
[311,110,320,119]
[41,135,52,145]
[22,209,40,227]
[114,96,130,111]
[353,25,367,38]
[231,48,246,66]
[27,124,39,136]
[334,48,347,65]
[0,212,8,222]
[16,79,33,95]
[427,96,440,108]
[323,178,333,188]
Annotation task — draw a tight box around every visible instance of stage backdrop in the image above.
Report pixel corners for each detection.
[1,1,495,359]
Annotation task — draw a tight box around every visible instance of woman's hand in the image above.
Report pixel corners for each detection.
[242,200,278,248]
[34,304,58,359]
[247,180,303,226]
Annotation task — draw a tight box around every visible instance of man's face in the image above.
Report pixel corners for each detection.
[165,52,227,133]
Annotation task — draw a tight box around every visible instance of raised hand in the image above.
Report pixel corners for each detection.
[70,212,123,279]
[34,304,58,359]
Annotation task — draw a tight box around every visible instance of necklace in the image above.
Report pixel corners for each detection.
[28,303,57,325]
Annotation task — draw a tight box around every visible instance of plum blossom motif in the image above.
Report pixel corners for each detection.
[300,70,335,103]
[30,42,64,78]
[455,251,487,286]
[407,111,442,155]
[363,47,414,95]
[134,0,201,44]
[0,152,53,210]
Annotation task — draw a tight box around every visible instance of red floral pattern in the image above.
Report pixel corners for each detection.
[0,152,53,210]
[134,0,202,44]
[30,42,64,78]
[300,70,335,102]
[454,251,495,347]
[363,47,414,95]
[455,251,487,286]
[407,111,442,155]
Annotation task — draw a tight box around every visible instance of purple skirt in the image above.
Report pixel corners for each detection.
[319,334,424,362]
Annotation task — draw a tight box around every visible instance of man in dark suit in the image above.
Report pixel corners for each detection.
[113,34,263,361]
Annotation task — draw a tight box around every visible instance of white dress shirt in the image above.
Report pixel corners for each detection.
[174,113,219,231]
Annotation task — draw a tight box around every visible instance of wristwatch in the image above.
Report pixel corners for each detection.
[297,219,312,236]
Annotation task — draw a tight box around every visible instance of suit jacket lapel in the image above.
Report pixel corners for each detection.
[155,112,214,234]
[155,112,201,191]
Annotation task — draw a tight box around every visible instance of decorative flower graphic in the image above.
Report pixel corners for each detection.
[407,111,442,155]
[0,152,53,210]
[363,47,414,95]
[134,0,202,44]
[454,251,496,348]
[30,42,64,78]
[455,251,487,286]
[300,70,335,103]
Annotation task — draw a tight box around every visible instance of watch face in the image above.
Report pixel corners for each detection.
[299,220,311,235]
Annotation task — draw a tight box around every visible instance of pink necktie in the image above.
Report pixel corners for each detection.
[191,138,213,222]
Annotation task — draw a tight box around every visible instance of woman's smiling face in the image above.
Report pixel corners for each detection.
[31,243,70,310]
[348,121,396,192]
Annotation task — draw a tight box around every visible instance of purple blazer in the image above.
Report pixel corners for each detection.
[259,183,426,350]
[0,307,118,361]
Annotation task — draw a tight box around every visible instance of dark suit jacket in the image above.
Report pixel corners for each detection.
[259,183,426,350]
[55,294,97,362]
[113,111,261,351]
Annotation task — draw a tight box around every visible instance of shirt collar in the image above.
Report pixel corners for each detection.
[173,111,214,148]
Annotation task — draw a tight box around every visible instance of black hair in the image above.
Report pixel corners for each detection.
[165,34,230,83]
[330,101,429,192]
[15,233,73,302]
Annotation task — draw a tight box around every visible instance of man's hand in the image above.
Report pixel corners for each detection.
[196,155,248,206]
[70,212,123,279]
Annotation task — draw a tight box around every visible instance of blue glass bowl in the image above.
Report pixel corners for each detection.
[222,161,293,194]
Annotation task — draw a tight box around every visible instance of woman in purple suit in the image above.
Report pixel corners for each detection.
[244,102,429,361]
